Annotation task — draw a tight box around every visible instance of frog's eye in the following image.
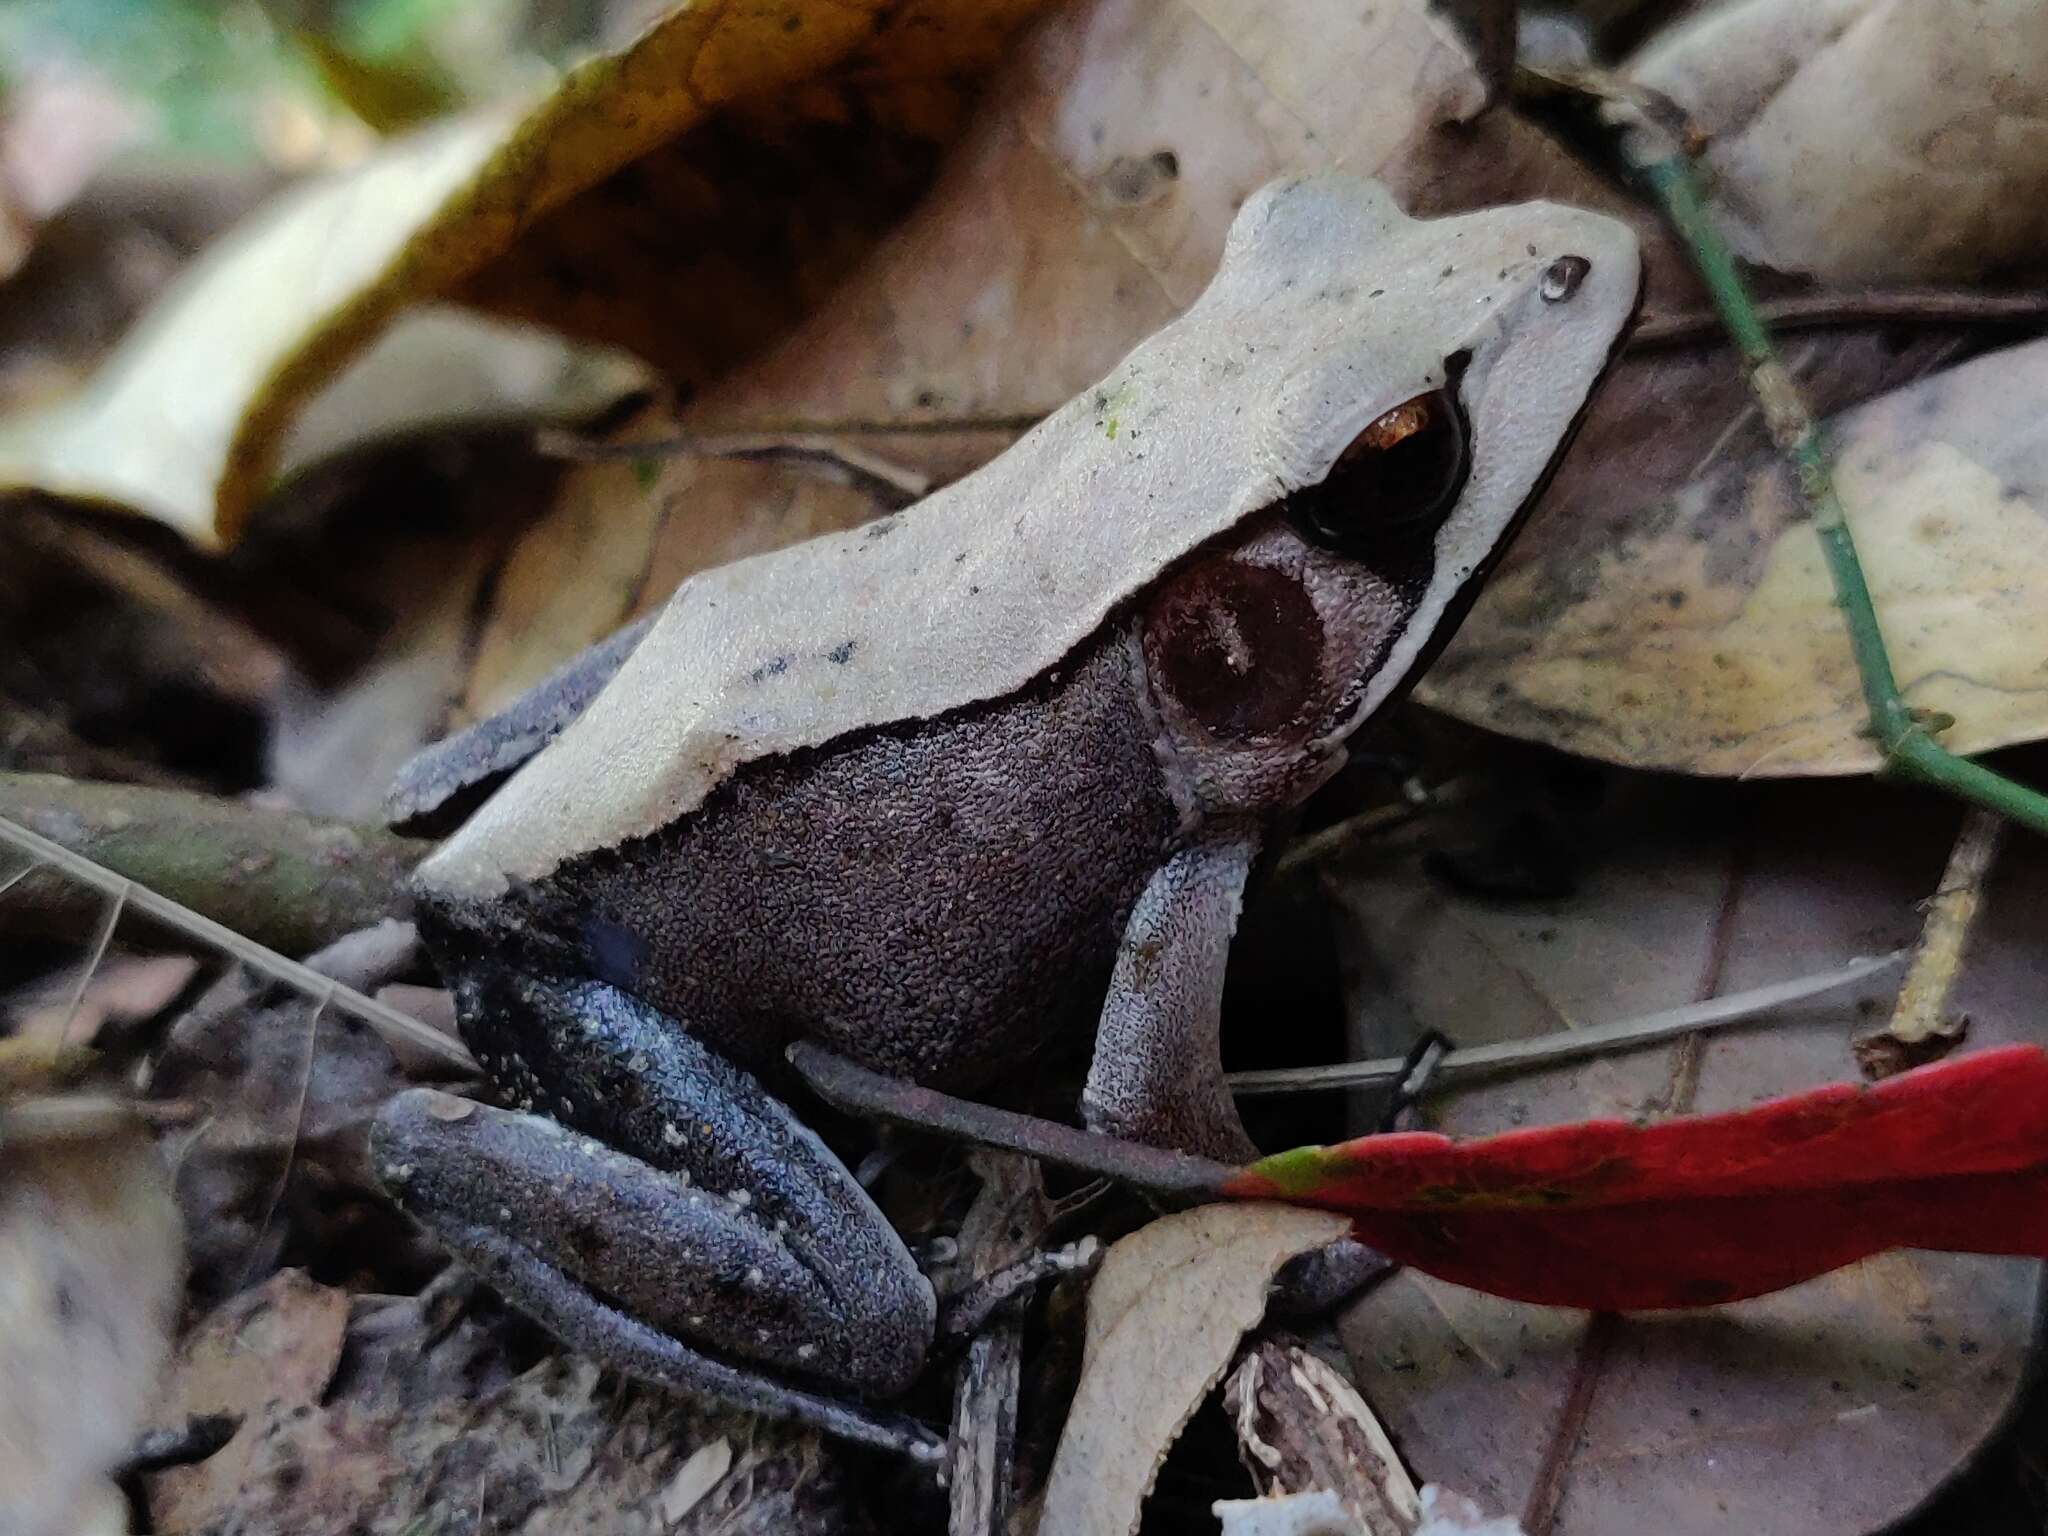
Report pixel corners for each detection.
[1287,376,1470,559]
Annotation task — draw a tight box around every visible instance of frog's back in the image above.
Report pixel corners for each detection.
[422,623,1178,1091]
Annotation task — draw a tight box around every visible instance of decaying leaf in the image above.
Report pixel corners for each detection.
[1320,777,2044,1533]
[456,0,1663,717]
[1228,1337,1421,1536]
[1631,0,2048,281]
[0,0,1053,547]
[1040,1203,1349,1536]
[0,1107,184,1536]
[146,1273,853,1535]
[1423,337,2048,775]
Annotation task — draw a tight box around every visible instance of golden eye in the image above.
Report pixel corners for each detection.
[1287,377,1470,559]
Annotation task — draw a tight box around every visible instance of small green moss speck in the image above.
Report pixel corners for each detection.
[633,457,660,491]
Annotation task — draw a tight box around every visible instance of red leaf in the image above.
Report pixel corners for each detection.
[1222,1045,2048,1310]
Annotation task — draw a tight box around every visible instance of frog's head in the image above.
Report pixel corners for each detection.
[1136,175,1640,780]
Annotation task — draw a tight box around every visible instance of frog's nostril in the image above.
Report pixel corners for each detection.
[1541,255,1591,302]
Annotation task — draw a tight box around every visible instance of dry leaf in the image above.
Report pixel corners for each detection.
[1229,1338,1420,1536]
[1329,773,2044,1534]
[0,0,1052,547]
[0,1115,183,1536]
[1040,1203,1350,1536]
[1630,0,2048,280]
[458,0,1656,714]
[1422,337,2048,775]
[147,1281,849,1535]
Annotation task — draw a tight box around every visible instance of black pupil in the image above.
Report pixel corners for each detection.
[1287,387,1470,559]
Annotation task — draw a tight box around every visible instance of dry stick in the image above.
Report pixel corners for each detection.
[1634,145,2048,837]
[1225,950,1903,1097]
[0,812,475,1075]
[0,772,429,954]
[950,1325,1023,1534]
[1628,287,2048,352]
[946,1154,1049,1536]
[535,427,933,507]
[1855,807,2007,1078]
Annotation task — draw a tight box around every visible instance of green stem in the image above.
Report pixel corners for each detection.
[1641,154,2048,838]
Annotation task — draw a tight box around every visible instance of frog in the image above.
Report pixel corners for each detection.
[371,173,1640,1459]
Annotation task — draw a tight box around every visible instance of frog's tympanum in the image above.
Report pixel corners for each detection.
[373,175,1640,1454]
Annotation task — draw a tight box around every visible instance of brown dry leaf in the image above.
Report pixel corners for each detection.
[460,0,1665,713]
[1228,1337,1421,1536]
[147,1277,854,1535]
[459,445,890,719]
[1040,1203,1350,1536]
[0,1113,183,1536]
[1326,769,2044,1534]
[1422,336,2048,776]
[4,953,199,1048]
[1629,0,2048,280]
[0,0,1053,548]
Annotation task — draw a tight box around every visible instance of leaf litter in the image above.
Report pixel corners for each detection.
[4,0,2048,1533]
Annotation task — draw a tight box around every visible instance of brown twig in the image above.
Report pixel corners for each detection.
[0,772,428,955]
[946,1153,1048,1536]
[534,427,934,508]
[788,1042,1232,1199]
[1629,287,2048,352]
[1855,807,2005,1078]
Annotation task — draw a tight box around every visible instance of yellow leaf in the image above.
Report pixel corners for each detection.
[0,0,1052,547]
[1423,338,2048,775]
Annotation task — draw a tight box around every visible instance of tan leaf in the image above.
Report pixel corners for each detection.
[1422,337,2048,775]
[1328,777,2044,1533]
[148,1270,351,1530]
[1041,1202,1350,1536]
[0,0,1053,547]
[0,1115,183,1536]
[1630,0,2048,280]
[461,0,1653,710]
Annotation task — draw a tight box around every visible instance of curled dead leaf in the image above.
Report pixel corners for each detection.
[0,0,1054,547]
[1041,1202,1350,1536]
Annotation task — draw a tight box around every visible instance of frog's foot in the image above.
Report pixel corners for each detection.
[374,1088,941,1460]
[370,971,937,1458]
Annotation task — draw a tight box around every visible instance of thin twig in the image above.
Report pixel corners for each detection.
[1629,287,2048,351]
[1272,777,1473,880]
[1856,807,2005,1078]
[0,813,474,1074]
[788,1042,1232,1196]
[535,428,933,507]
[1631,146,2048,836]
[1225,950,1904,1097]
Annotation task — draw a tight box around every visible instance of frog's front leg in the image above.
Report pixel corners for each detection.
[370,972,939,1459]
[1082,829,1262,1163]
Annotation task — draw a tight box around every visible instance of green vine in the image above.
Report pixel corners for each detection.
[1640,152,2048,838]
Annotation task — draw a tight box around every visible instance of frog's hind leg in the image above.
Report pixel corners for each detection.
[370,973,937,1455]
